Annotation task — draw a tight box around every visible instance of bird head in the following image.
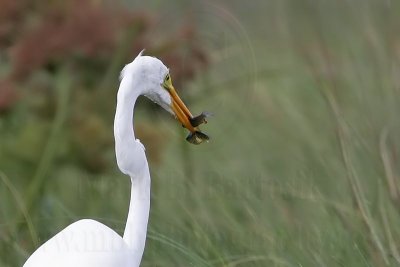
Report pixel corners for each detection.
[121,52,197,132]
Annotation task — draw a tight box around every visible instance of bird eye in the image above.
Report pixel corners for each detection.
[162,74,172,90]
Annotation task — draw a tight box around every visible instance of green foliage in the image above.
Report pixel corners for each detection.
[2,0,400,266]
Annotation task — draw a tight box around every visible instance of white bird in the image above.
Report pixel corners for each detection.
[23,51,209,267]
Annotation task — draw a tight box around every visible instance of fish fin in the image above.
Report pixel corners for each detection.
[190,112,213,127]
[186,131,210,145]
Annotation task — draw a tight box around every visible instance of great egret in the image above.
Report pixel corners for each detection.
[23,51,209,267]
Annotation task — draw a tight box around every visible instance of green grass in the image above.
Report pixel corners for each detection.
[2,0,400,266]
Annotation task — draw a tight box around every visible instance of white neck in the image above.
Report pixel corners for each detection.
[114,76,150,266]
[124,169,150,266]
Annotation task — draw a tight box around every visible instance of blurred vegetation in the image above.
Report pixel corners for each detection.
[1,0,400,266]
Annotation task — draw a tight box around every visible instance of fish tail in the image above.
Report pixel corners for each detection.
[190,112,213,127]
[186,131,210,145]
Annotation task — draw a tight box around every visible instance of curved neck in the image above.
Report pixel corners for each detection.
[114,77,150,266]
[114,78,139,144]
[114,78,145,175]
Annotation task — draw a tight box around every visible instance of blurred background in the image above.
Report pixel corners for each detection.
[1,0,400,266]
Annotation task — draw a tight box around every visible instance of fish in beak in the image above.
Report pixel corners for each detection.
[164,78,210,145]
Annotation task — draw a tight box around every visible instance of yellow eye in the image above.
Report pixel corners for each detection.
[163,73,172,90]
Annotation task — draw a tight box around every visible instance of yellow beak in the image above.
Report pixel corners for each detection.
[168,86,196,132]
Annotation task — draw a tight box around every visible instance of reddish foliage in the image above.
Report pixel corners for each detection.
[157,23,209,88]
[0,78,18,113]
[0,0,27,48]
[10,1,129,78]
[0,1,210,175]
[1,0,209,132]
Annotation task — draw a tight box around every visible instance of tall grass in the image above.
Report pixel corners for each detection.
[1,0,400,266]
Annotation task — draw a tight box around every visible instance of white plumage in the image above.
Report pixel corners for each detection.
[24,51,194,267]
